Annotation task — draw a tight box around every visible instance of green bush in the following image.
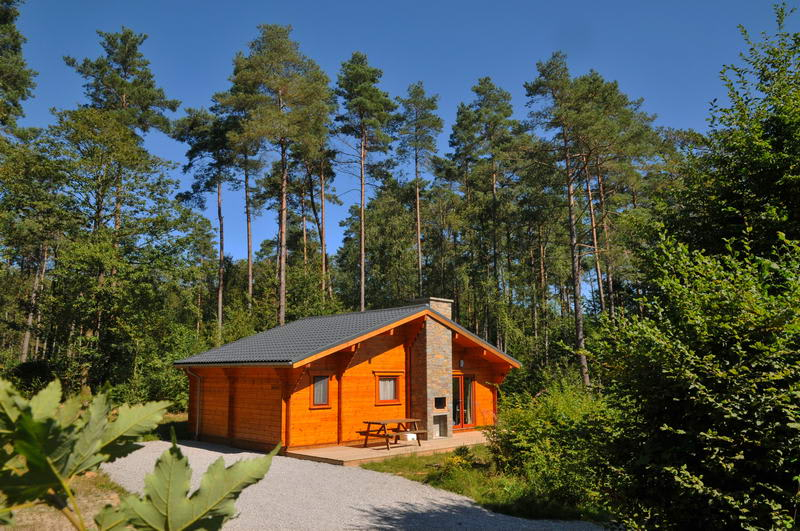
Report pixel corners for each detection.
[592,237,800,529]
[485,373,614,520]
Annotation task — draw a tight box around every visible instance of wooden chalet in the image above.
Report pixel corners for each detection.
[174,297,520,451]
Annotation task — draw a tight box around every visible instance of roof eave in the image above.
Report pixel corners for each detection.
[290,309,429,368]
[424,309,522,368]
[174,361,294,368]
[291,308,521,369]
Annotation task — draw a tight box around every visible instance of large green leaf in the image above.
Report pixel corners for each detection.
[119,442,278,530]
[2,409,65,504]
[182,449,276,530]
[0,503,16,527]
[55,392,86,429]
[101,400,169,462]
[28,380,62,421]
[120,442,192,530]
[0,379,23,439]
[63,393,110,477]
[94,504,129,531]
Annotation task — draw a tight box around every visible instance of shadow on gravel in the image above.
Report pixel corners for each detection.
[175,440,262,455]
[353,499,532,530]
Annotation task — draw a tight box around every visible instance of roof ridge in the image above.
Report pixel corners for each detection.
[290,303,429,324]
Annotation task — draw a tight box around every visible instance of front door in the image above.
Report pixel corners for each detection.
[452,375,475,429]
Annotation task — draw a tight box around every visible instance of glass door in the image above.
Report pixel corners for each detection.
[452,375,476,429]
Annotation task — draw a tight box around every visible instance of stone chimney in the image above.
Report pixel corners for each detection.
[410,296,454,439]
[412,296,453,319]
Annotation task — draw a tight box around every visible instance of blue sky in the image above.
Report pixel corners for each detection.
[16,1,791,259]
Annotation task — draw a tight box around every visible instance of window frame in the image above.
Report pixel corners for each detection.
[309,371,332,409]
[374,371,403,406]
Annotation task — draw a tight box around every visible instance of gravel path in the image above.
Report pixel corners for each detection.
[102,440,601,530]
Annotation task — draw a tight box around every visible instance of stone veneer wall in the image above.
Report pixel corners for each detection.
[410,297,454,439]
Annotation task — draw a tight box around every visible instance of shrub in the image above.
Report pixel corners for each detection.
[485,373,614,520]
[592,237,800,529]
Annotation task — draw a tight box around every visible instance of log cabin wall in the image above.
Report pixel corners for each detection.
[286,354,340,448]
[288,333,407,448]
[187,366,283,451]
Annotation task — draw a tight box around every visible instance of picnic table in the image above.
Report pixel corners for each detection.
[358,418,427,450]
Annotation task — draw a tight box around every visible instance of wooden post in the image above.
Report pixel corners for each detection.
[225,369,235,444]
[281,372,292,450]
[337,348,358,445]
[336,370,343,445]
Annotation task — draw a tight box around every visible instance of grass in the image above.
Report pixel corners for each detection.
[8,471,127,530]
[362,445,531,515]
[362,444,492,480]
[362,444,608,523]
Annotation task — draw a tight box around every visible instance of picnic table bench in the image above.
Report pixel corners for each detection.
[357,418,427,450]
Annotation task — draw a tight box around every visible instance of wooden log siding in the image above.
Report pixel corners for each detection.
[452,345,503,427]
[230,373,282,443]
[288,334,408,448]
[198,369,229,439]
[187,367,283,450]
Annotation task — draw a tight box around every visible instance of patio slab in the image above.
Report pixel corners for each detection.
[284,430,486,466]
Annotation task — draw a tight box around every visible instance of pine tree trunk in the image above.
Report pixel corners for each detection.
[529,246,539,340]
[491,161,499,312]
[216,178,224,346]
[245,157,253,310]
[196,268,202,339]
[585,158,605,312]
[506,226,513,306]
[21,246,47,362]
[359,128,367,312]
[538,227,549,363]
[278,142,288,325]
[320,163,330,299]
[301,190,308,268]
[597,171,615,316]
[565,144,590,386]
[307,168,324,295]
[414,152,423,297]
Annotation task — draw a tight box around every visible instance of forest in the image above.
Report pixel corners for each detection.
[2,0,800,527]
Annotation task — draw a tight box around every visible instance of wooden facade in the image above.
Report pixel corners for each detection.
[183,311,518,452]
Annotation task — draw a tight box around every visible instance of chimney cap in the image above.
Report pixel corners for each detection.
[412,296,454,306]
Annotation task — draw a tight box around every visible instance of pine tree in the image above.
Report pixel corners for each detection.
[0,0,36,131]
[64,27,178,134]
[525,53,591,385]
[173,108,236,346]
[63,27,180,300]
[335,52,396,311]
[228,24,330,325]
[396,81,443,296]
[214,75,264,311]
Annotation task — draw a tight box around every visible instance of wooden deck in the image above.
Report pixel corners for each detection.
[284,430,486,466]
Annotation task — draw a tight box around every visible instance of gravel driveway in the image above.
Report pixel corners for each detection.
[102,440,600,530]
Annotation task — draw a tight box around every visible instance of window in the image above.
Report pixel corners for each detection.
[374,372,402,405]
[379,377,397,401]
[311,375,329,407]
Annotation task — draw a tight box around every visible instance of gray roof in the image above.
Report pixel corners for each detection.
[175,304,426,366]
[174,303,518,367]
